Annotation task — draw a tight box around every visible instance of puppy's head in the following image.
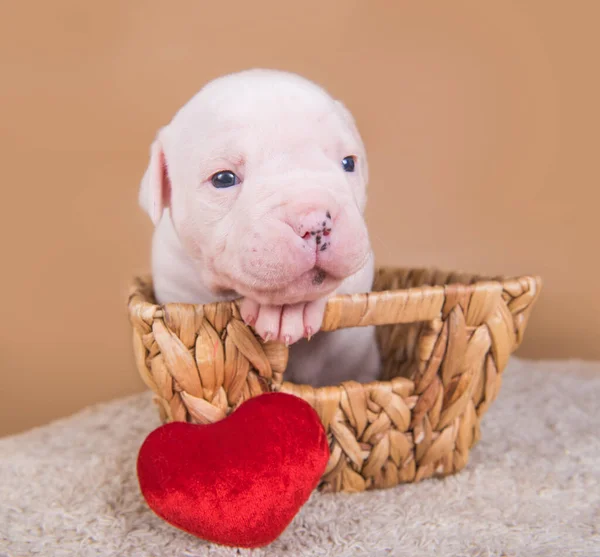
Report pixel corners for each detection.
[139,69,372,305]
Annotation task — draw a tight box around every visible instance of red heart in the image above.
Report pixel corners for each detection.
[137,392,330,548]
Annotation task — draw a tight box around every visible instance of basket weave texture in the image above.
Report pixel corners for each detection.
[128,267,541,493]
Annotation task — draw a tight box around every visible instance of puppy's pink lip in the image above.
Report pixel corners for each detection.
[231,269,341,306]
[317,249,372,281]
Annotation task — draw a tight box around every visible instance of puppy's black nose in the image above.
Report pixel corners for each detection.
[297,211,333,245]
[294,210,333,254]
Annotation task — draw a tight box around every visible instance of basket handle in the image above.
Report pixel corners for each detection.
[317,287,446,332]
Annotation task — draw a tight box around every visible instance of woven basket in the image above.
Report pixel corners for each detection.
[128,267,541,493]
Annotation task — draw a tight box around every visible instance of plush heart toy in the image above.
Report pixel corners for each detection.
[137,392,330,548]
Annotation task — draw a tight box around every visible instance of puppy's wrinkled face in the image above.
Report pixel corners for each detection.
[140,70,372,305]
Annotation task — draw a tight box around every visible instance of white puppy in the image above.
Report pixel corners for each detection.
[139,69,380,387]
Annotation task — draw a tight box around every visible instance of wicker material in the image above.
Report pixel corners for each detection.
[127,267,541,493]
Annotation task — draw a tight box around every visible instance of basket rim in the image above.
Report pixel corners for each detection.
[128,265,542,319]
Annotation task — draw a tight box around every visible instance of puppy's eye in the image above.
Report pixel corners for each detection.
[342,156,356,173]
[211,171,239,188]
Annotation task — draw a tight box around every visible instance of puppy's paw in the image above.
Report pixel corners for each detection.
[239,298,329,346]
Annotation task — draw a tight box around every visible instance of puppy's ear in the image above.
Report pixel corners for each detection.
[335,101,369,185]
[139,128,171,225]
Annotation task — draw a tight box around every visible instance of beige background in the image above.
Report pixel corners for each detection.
[1,1,598,437]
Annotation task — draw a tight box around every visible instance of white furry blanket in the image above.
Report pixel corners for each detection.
[1,358,599,557]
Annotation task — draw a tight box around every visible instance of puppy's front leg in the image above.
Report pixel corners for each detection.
[240,297,329,346]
